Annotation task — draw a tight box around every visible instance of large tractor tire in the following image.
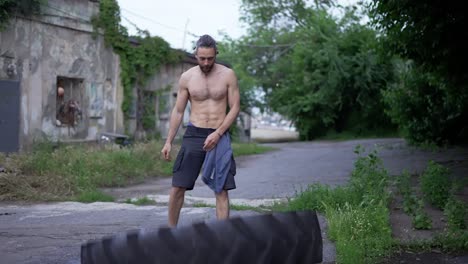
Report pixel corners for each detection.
[81,210,322,264]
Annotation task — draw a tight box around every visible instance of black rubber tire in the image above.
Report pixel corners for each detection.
[81,210,322,264]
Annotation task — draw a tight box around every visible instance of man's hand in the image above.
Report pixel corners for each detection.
[161,143,172,161]
[203,132,221,151]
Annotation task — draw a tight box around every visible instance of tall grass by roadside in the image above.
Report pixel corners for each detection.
[0,140,173,201]
[231,142,276,156]
[275,146,393,263]
[0,140,274,202]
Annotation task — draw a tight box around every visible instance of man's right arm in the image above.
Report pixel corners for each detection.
[161,74,189,160]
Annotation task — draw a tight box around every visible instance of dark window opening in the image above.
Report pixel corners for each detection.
[56,76,84,127]
[142,91,156,131]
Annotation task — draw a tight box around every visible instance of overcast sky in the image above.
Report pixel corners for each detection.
[116,0,360,52]
[116,0,245,51]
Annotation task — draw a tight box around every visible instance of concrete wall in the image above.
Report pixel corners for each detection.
[0,0,124,150]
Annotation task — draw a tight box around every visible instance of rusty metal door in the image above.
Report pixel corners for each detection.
[0,80,20,152]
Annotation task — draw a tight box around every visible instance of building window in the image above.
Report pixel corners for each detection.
[158,92,171,120]
[56,76,83,127]
[143,91,156,130]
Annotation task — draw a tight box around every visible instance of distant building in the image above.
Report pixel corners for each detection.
[251,108,296,131]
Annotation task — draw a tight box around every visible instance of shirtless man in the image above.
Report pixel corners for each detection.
[161,35,240,227]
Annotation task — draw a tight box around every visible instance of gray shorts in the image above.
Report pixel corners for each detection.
[172,125,236,191]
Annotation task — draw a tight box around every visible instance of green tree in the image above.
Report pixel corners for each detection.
[369,1,468,144]
[217,36,259,113]
[233,1,395,139]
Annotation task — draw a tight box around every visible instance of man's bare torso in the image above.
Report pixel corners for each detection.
[182,63,232,129]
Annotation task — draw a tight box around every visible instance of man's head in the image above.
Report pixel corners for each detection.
[57,86,65,97]
[195,35,218,74]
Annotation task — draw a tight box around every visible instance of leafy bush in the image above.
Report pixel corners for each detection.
[370,1,468,145]
[402,194,417,215]
[444,197,467,231]
[420,161,451,209]
[350,147,389,205]
[412,199,432,230]
[382,62,467,145]
[396,170,412,196]
[434,230,468,252]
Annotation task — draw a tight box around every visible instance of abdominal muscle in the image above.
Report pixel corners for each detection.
[189,99,227,129]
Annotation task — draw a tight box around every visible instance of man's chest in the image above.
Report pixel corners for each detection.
[188,76,228,101]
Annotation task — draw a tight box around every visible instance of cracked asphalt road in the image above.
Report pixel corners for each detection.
[0,202,259,264]
[1,138,467,263]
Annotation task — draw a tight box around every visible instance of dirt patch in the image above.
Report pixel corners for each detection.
[386,167,468,263]
[381,251,468,264]
[389,173,447,242]
[100,177,172,202]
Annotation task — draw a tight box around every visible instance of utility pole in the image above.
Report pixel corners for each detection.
[182,18,190,51]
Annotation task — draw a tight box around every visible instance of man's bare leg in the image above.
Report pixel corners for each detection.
[215,190,230,220]
[168,187,186,227]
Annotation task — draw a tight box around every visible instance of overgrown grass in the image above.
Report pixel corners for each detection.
[0,140,273,202]
[395,171,433,230]
[391,161,468,256]
[0,140,172,201]
[76,189,115,203]
[433,230,468,252]
[124,196,155,206]
[191,202,214,208]
[230,203,269,212]
[274,146,393,263]
[396,230,468,254]
[420,160,452,209]
[444,197,467,231]
[231,142,276,156]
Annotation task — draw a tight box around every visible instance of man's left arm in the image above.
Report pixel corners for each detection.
[216,69,240,136]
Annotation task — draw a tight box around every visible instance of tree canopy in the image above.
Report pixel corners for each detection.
[221,0,467,144]
[221,0,395,140]
[369,0,468,144]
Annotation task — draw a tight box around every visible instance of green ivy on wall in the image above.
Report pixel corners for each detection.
[91,0,180,120]
[0,0,44,30]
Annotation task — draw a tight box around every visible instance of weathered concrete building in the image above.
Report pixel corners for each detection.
[0,0,250,152]
[0,0,124,152]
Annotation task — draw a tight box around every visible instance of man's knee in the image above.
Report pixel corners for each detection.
[171,186,186,198]
[216,190,229,201]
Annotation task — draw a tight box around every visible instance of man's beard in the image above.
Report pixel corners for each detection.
[199,64,213,74]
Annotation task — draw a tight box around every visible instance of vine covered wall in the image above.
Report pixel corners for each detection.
[91,0,180,121]
[0,0,44,30]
